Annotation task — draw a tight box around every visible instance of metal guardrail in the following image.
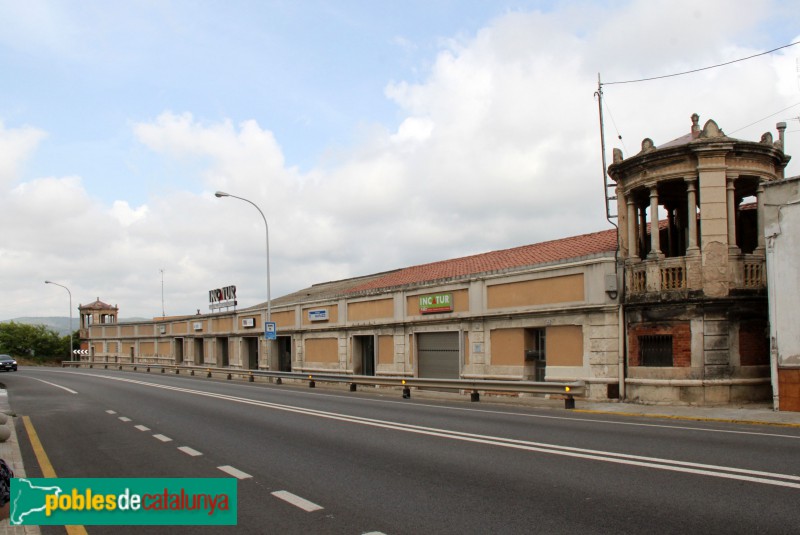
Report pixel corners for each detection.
[61,361,585,408]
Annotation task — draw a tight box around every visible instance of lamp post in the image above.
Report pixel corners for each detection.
[45,280,73,360]
[214,191,271,322]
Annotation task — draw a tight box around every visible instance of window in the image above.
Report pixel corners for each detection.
[639,335,673,366]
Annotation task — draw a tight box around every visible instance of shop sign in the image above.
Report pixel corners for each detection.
[308,309,329,322]
[419,292,453,314]
[209,285,237,310]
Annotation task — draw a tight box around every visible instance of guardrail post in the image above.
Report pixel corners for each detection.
[308,375,315,388]
[276,377,282,385]
[470,390,480,402]
[161,367,165,373]
[350,383,357,392]
[133,366,137,371]
[206,369,212,378]
[104,364,107,369]
[565,396,575,409]
[118,365,122,370]
[175,368,179,374]
[146,366,150,372]
[227,373,232,380]
[248,372,254,382]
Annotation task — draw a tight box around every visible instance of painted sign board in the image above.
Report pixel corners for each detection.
[308,309,329,322]
[264,321,277,340]
[242,318,255,328]
[419,292,453,314]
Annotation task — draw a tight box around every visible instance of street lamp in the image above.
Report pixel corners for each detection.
[214,191,271,322]
[45,280,73,360]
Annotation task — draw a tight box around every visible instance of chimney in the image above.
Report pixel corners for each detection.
[777,121,787,151]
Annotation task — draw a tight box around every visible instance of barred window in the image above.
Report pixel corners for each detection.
[639,335,673,366]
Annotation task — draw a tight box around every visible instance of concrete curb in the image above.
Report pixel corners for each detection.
[0,389,40,534]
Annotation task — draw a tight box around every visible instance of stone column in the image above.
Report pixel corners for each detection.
[647,186,663,258]
[638,201,647,257]
[686,178,700,255]
[627,196,638,259]
[755,184,766,254]
[726,175,740,253]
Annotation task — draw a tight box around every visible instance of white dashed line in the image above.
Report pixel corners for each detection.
[271,491,323,512]
[134,425,150,431]
[118,417,131,422]
[177,446,203,457]
[106,410,117,414]
[153,434,172,442]
[217,465,252,479]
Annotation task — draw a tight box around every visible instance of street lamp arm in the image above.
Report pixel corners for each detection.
[45,280,74,359]
[215,191,271,322]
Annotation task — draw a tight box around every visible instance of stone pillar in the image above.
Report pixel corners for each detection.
[627,196,638,259]
[755,184,766,254]
[686,178,700,255]
[647,186,663,258]
[726,175,740,253]
[638,202,647,258]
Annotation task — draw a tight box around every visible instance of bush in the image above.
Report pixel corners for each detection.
[0,322,72,361]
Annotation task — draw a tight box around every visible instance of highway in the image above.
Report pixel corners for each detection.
[4,367,800,534]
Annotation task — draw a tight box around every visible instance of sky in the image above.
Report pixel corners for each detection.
[1,0,799,321]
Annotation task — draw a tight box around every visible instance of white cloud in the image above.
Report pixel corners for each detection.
[2,1,800,319]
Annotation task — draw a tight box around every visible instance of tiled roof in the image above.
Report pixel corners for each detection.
[345,228,618,294]
[80,298,117,310]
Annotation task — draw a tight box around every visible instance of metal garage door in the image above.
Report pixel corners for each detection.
[417,332,460,379]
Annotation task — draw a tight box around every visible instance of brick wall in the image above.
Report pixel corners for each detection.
[628,322,691,367]
[739,320,769,366]
[778,369,800,412]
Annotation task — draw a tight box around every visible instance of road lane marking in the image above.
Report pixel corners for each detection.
[178,446,203,457]
[106,410,117,414]
[118,416,131,422]
[135,425,150,431]
[28,377,78,394]
[153,434,172,442]
[271,491,323,512]
[217,465,252,479]
[55,371,800,489]
[21,416,89,535]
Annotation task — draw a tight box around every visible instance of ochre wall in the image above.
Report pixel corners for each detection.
[378,335,394,365]
[406,289,468,316]
[546,325,583,366]
[272,310,295,329]
[348,299,394,322]
[215,318,233,332]
[139,341,155,355]
[305,338,339,363]
[487,274,584,309]
[490,328,525,366]
[121,325,135,337]
[173,322,188,335]
[138,325,154,336]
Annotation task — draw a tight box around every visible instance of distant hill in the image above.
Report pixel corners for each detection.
[1,317,149,337]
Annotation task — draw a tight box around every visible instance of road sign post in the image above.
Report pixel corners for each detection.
[264,321,277,340]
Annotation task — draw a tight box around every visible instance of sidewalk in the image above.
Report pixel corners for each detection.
[0,390,40,535]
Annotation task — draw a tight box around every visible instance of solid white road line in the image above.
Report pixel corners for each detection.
[118,417,131,422]
[153,434,172,442]
[134,425,150,431]
[28,377,78,394]
[177,446,203,457]
[217,465,252,479]
[271,491,324,512]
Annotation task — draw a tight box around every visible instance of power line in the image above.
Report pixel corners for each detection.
[604,40,800,86]
[729,102,800,134]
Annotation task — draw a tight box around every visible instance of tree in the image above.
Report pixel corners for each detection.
[0,321,70,361]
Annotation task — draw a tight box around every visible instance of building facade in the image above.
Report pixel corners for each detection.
[82,114,796,408]
[608,114,790,404]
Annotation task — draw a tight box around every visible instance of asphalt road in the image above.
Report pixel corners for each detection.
[4,367,800,534]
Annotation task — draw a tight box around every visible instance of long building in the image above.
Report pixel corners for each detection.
[80,114,798,408]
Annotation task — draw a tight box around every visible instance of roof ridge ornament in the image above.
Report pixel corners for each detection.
[699,119,724,138]
[638,137,656,154]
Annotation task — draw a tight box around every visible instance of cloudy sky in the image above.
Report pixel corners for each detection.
[1,1,799,321]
